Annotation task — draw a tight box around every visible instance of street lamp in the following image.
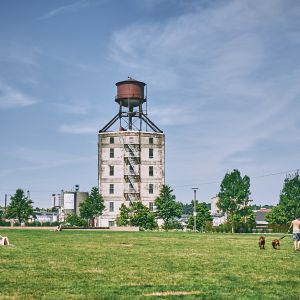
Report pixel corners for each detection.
[192,188,198,232]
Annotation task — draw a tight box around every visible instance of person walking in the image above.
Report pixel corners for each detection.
[288,217,300,251]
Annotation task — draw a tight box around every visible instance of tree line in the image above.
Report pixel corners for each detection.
[1,170,299,231]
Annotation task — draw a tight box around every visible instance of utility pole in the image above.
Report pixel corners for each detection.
[192,188,198,232]
[4,194,7,211]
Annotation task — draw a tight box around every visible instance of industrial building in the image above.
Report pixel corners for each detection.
[98,78,165,227]
[52,186,88,222]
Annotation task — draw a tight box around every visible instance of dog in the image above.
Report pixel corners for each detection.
[258,236,265,249]
[272,239,280,249]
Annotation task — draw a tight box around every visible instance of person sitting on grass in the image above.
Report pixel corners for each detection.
[0,235,10,246]
[55,225,62,232]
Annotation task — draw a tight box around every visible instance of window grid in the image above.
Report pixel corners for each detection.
[109,202,114,212]
[149,148,153,159]
[110,148,114,158]
[110,165,114,176]
[149,202,154,211]
[149,166,154,176]
[149,184,154,194]
[109,184,114,194]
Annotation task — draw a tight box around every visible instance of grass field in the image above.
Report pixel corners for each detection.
[0,229,299,299]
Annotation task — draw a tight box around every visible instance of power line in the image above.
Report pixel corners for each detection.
[172,168,299,189]
[0,169,298,192]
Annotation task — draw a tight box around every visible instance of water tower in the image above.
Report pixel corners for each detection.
[98,78,165,227]
[100,77,162,133]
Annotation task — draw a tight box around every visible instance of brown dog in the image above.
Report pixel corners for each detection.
[272,239,280,249]
[258,236,265,249]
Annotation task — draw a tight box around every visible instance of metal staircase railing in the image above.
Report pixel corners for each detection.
[119,134,141,205]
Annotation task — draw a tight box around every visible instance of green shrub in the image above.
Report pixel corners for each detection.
[0,220,11,226]
[267,224,289,233]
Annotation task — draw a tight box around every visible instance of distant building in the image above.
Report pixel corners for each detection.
[34,211,59,223]
[211,196,227,226]
[254,208,271,227]
[55,190,88,222]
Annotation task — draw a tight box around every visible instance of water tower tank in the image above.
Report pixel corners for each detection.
[115,78,146,108]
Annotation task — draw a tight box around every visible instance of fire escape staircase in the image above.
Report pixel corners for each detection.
[119,138,141,205]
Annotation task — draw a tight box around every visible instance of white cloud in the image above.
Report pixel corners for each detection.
[109,0,300,161]
[0,82,37,109]
[108,0,300,204]
[36,0,105,21]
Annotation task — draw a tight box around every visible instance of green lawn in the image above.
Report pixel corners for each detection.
[0,229,299,299]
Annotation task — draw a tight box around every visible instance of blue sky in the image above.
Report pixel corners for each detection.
[1,0,300,208]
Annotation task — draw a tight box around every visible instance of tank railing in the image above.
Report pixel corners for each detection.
[115,94,145,100]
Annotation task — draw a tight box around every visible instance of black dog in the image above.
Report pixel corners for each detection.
[258,236,265,249]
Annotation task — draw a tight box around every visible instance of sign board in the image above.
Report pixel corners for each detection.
[64,193,75,210]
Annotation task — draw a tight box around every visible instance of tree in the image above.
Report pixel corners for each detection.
[181,203,193,215]
[116,204,131,226]
[187,202,213,231]
[278,172,300,220]
[80,187,105,227]
[66,213,87,227]
[6,189,33,223]
[155,185,183,230]
[116,202,157,230]
[265,172,300,225]
[217,169,251,233]
[130,202,157,230]
[265,205,289,224]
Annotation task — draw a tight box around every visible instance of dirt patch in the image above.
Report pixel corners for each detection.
[144,291,204,296]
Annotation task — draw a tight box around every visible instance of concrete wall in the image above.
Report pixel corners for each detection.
[98,131,165,227]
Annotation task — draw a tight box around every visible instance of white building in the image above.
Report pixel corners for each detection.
[98,79,165,227]
[211,196,227,226]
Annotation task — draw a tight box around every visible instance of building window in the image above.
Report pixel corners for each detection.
[110,148,114,158]
[109,221,115,227]
[149,137,153,144]
[149,148,153,159]
[110,166,114,176]
[109,202,114,212]
[149,184,154,194]
[110,137,114,144]
[109,184,114,194]
[149,202,154,211]
[149,166,153,176]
